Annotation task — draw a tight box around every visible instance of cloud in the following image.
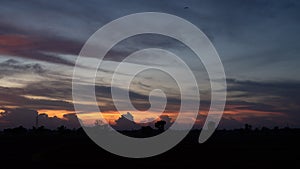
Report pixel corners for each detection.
[0,85,74,111]
[110,112,174,130]
[0,0,299,129]
[1,77,298,129]
[227,78,300,107]
[0,34,80,66]
[0,108,80,129]
[226,78,300,127]
[38,113,80,129]
[0,77,182,113]
[1,72,299,128]
[0,0,299,84]
[0,59,46,78]
[112,112,141,130]
[0,108,36,129]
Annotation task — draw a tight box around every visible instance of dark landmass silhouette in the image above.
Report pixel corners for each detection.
[0,124,299,169]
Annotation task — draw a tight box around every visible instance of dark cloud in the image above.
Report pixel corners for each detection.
[1,74,299,128]
[0,0,299,129]
[0,77,182,113]
[224,100,278,113]
[24,79,73,100]
[0,108,36,129]
[0,34,80,66]
[1,77,299,128]
[226,78,300,127]
[0,59,46,78]
[227,78,300,106]
[0,108,80,129]
[0,85,74,111]
[112,112,140,130]
[95,85,182,112]
[0,0,299,80]
[103,34,188,63]
[37,113,80,129]
[111,113,174,130]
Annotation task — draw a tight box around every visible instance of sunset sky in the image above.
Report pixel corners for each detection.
[0,0,300,129]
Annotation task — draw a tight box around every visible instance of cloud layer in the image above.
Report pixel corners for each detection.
[0,0,299,129]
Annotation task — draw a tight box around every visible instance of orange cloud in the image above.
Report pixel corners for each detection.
[38,109,74,119]
[37,105,287,128]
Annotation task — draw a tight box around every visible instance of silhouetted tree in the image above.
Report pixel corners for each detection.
[57,125,67,133]
[141,126,154,133]
[244,124,252,131]
[155,120,166,131]
[261,126,270,133]
[4,126,27,134]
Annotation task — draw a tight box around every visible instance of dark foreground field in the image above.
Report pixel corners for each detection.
[1,127,299,169]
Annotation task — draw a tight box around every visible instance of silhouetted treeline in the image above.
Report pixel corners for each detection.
[1,124,300,169]
[1,124,299,138]
[1,125,84,136]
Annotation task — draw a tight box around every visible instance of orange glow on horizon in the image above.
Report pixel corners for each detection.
[76,111,178,126]
[223,109,284,116]
[37,108,286,127]
[38,109,74,119]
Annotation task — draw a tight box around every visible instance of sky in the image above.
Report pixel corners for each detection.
[0,0,300,129]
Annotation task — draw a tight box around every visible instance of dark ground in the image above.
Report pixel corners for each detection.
[0,127,299,169]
